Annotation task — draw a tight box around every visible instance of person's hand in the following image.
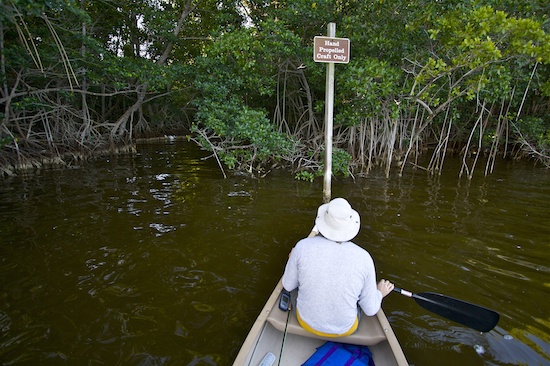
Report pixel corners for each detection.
[307,225,318,238]
[377,279,395,298]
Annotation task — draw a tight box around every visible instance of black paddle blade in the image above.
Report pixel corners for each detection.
[414,292,499,332]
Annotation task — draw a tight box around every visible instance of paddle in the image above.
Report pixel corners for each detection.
[393,287,500,332]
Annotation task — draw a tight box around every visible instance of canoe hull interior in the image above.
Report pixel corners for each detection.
[233,279,408,366]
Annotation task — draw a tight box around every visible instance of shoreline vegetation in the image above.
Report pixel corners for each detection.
[1,1,548,179]
[0,135,544,179]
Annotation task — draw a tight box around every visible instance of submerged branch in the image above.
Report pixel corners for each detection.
[190,129,227,179]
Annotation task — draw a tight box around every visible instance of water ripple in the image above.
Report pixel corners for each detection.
[495,254,550,273]
[465,258,532,281]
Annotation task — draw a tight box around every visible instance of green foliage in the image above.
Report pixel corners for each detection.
[416,4,549,109]
[190,21,305,172]
[0,136,14,149]
[295,171,316,182]
[294,147,352,181]
[515,117,550,149]
[343,1,429,63]
[331,148,352,177]
[337,58,403,123]
[192,51,294,170]
[192,91,294,170]
[2,0,549,176]
[432,5,550,63]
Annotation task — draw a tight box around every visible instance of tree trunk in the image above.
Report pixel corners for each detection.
[112,0,196,142]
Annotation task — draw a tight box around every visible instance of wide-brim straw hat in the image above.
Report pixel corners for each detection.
[315,198,360,242]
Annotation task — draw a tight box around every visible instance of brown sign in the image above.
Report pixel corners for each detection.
[313,36,350,63]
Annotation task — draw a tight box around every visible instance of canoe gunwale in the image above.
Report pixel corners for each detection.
[233,279,284,366]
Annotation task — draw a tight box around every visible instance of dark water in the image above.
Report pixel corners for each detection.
[0,141,548,366]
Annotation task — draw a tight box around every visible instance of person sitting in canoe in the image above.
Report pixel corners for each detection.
[282,197,394,337]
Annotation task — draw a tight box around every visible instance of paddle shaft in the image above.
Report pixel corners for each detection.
[278,306,290,366]
[393,286,499,332]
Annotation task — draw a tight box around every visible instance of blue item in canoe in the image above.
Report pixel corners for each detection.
[302,341,375,366]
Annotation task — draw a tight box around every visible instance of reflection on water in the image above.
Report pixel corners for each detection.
[0,141,549,365]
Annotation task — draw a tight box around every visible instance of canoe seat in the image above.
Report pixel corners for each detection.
[266,301,389,346]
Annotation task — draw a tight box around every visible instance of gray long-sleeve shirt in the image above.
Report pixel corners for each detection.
[282,235,382,335]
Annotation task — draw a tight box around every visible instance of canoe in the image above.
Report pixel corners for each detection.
[233,278,408,366]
